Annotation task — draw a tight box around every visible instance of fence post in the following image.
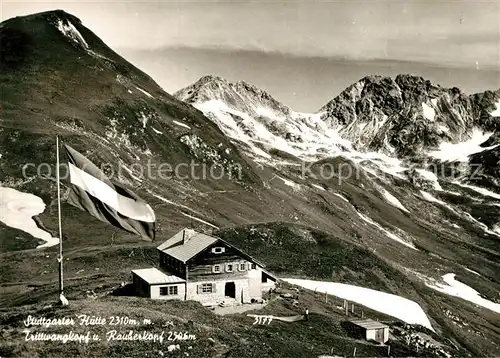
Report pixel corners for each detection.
[351,303,355,314]
[361,310,364,318]
[345,302,349,316]
[353,346,357,357]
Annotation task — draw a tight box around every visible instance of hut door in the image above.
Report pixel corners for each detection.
[375,328,384,342]
[225,282,236,298]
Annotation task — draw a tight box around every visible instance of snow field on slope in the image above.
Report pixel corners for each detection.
[0,187,59,248]
[283,278,434,331]
[55,19,89,49]
[356,211,417,250]
[428,129,499,162]
[420,191,500,238]
[426,273,500,314]
[380,188,410,213]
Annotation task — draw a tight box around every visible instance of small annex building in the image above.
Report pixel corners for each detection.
[131,268,186,300]
[345,318,390,344]
[131,228,277,306]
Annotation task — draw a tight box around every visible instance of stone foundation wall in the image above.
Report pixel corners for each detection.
[186,278,253,305]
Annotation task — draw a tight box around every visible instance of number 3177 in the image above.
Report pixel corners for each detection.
[253,315,273,325]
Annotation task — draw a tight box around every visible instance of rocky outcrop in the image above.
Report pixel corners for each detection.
[319,75,499,158]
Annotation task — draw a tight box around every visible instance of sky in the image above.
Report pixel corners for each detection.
[3,0,500,111]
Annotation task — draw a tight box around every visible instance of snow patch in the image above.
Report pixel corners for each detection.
[152,127,163,135]
[283,278,433,330]
[490,100,500,116]
[256,106,278,119]
[426,273,500,314]
[0,187,59,248]
[421,191,500,238]
[311,184,325,191]
[453,182,500,200]
[135,87,154,99]
[463,213,500,238]
[121,165,143,183]
[149,192,203,214]
[422,102,436,121]
[180,212,219,229]
[420,190,448,205]
[151,191,225,226]
[464,267,481,276]
[356,211,416,250]
[381,189,409,213]
[55,19,88,49]
[277,176,301,190]
[333,193,349,203]
[139,112,148,128]
[415,169,442,191]
[345,152,408,181]
[437,125,449,133]
[428,129,499,162]
[173,120,191,130]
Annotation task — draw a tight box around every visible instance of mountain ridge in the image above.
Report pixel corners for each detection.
[176,73,500,192]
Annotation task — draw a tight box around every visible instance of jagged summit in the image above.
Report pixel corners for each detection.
[318,73,499,157]
[176,71,500,194]
[175,75,292,118]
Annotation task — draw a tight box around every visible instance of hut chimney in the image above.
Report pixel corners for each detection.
[182,228,196,244]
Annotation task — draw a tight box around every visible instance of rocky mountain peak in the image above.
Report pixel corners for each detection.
[175,75,292,118]
[318,74,499,157]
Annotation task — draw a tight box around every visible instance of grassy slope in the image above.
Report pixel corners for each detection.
[0,283,446,358]
[1,222,498,357]
[216,223,500,357]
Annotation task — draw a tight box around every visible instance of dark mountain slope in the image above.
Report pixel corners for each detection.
[0,10,263,232]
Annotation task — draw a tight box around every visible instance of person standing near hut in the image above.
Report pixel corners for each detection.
[304,308,309,321]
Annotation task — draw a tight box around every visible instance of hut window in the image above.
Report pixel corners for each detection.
[169,286,178,295]
[226,264,233,272]
[160,286,178,296]
[239,263,246,271]
[251,263,257,270]
[213,265,221,273]
[212,247,225,254]
[201,283,213,293]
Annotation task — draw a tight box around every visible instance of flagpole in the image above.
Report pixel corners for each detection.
[56,136,64,300]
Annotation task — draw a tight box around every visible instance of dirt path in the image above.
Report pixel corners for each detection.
[212,303,267,315]
[247,314,305,322]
